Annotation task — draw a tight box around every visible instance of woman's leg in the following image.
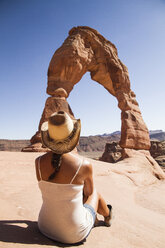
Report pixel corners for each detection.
[84,188,110,218]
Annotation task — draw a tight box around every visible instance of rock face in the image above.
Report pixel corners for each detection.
[150,141,165,171]
[100,140,165,174]
[150,141,165,158]
[23,26,150,152]
[22,93,74,152]
[100,142,122,163]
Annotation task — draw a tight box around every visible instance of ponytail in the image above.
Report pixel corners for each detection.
[48,153,62,180]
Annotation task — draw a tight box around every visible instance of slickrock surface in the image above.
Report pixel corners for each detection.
[0,151,165,248]
[25,26,150,152]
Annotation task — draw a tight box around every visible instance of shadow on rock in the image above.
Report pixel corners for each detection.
[0,220,84,247]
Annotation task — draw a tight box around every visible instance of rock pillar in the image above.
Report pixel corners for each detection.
[22,89,74,152]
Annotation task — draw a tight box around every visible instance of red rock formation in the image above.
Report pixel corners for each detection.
[23,26,150,152]
[22,91,74,152]
[100,142,122,163]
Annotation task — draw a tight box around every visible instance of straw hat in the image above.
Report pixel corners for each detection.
[41,111,81,154]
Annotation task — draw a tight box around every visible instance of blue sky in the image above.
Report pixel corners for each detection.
[0,0,165,139]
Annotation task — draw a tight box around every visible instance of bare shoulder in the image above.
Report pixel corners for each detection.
[35,155,40,168]
[35,152,51,162]
[82,157,93,176]
[35,154,43,167]
[35,153,50,171]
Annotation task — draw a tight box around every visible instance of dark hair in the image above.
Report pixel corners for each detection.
[48,153,62,180]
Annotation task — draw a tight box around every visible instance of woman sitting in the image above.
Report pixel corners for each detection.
[35,111,113,244]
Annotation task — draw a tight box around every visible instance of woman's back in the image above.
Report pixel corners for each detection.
[35,111,112,244]
[36,151,87,184]
[36,152,94,244]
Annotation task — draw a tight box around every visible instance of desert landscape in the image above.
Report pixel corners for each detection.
[0,151,165,248]
[1,129,165,170]
[1,23,165,248]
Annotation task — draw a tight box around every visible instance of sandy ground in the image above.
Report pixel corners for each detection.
[0,151,165,248]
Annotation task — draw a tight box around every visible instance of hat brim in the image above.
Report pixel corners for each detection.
[41,119,81,154]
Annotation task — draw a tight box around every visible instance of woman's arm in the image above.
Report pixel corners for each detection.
[35,157,41,181]
[83,163,94,203]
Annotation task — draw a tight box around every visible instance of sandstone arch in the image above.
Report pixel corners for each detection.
[23,26,150,152]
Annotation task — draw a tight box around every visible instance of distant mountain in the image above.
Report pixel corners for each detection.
[0,139,30,152]
[78,130,165,152]
[149,131,165,141]
[0,130,164,152]
[100,131,120,137]
[149,130,163,135]
[77,132,120,152]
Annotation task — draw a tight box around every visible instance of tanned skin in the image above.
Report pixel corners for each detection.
[35,150,110,219]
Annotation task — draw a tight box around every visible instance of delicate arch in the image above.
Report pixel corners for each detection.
[23,26,150,152]
[47,26,150,150]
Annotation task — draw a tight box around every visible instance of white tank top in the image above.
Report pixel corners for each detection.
[37,156,94,244]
